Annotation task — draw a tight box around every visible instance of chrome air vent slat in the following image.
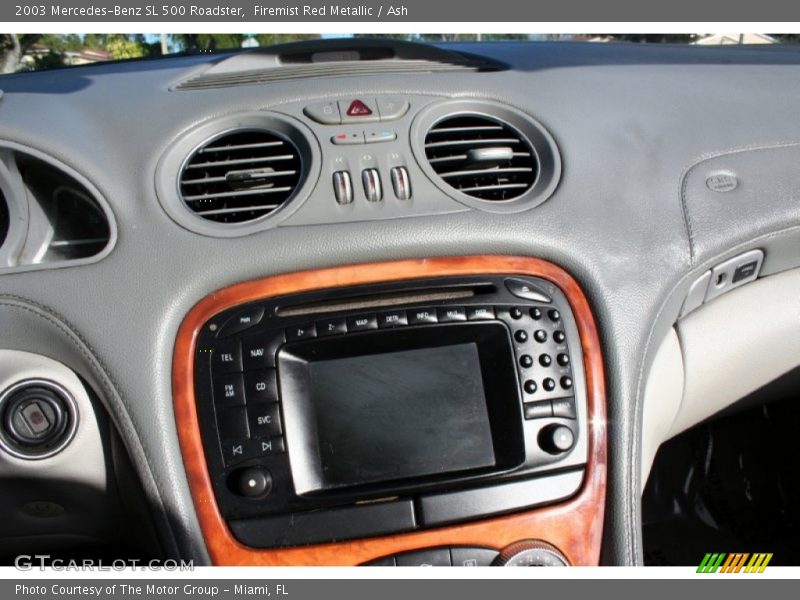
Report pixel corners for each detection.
[423,115,538,201]
[178,129,303,224]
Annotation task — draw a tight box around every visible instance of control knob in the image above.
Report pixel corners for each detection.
[493,540,570,566]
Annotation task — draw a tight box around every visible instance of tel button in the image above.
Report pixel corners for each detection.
[212,339,242,374]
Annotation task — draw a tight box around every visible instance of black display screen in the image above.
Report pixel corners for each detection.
[307,343,496,489]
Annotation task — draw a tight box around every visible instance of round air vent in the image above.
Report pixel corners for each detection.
[412,100,561,213]
[179,129,303,224]
[424,115,537,201]
[157,112,319,237]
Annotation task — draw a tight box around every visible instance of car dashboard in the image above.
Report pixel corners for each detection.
[1,39,800,566]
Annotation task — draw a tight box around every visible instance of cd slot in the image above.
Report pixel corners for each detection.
[276,283,494,318]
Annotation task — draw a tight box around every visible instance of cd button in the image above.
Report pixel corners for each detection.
[408,308,438,325]
[244,371,278,404]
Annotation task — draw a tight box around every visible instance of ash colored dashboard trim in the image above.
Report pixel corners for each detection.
[410,99,562,213]
[0,141,117,275]
[173,255,607,566]
[154,111,321,238]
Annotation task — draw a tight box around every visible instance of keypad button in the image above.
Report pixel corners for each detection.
[524,401,553,420]
[317,318,347,337]
[509,307,523,320]
[251,436,285,457]
[377,310,408,328]
[553,330,566,344]
[534,330,548,343]
[552,397,577,419]
[530,307,543,320]
[437,307,467,322]
[543,378,556,392]
[557,353,570,367]
[523,379,537,394]
[514,330,528,343]
[347,314,378,332]
[212,339,242,374]
[248,403,282,439]
[213,373,246,407]
[467,306,495,321]
[539,354,552,367]
[286,323,316,341]
[218,307,264,338]
[519,355,533,368]
[408,308,438,325]
[548,309,561,322]
[242,335,273,371]
[244,371,278,404]
[560,376,574,390]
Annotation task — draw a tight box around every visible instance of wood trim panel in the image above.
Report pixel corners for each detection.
[173,256,606,566]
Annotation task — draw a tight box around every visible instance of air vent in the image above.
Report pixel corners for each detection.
[424,115,538,201]
[179,130,303,224]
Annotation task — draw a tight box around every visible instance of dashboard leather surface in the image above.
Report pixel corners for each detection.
[2,42,800,564]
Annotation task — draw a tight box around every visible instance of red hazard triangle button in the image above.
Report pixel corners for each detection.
[346,99,373,117]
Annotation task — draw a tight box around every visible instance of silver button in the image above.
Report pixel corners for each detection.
[390,166,412,200]
[333,171,353,205]
[362,169,383,202]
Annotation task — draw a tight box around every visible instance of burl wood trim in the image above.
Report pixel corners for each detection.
[173,256,606,566]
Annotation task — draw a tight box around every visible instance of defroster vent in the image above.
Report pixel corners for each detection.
[424,115,538,201]
[179,130,303,223]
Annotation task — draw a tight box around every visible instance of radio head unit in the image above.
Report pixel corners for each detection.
[192,274,589,549]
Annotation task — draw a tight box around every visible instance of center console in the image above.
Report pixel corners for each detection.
[173,256,606,565]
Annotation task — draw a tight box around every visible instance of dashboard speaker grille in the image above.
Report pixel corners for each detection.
[424,115,538,201]
[179,130,303,223]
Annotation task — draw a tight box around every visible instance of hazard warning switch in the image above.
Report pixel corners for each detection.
[339,99,379,122]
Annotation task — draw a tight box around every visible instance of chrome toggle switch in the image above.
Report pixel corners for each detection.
[333,171,353,205]
[362,168,383,202]
[390,166,412,200]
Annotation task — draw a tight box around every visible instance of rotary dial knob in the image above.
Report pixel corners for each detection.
[494,540,570,566]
